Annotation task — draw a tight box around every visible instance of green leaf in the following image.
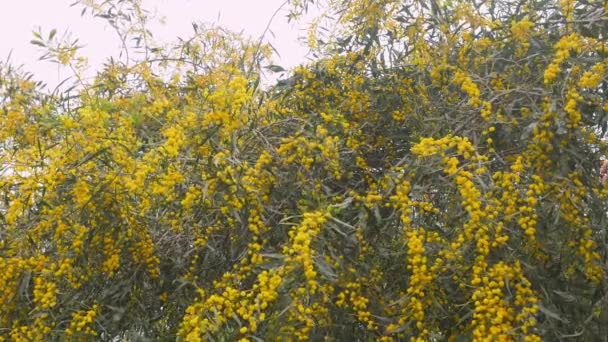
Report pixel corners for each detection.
[30,40,46,47]
[315,257,337,280]
[538,304,569,323]
[265,64,286,73]
[553,290,576,302]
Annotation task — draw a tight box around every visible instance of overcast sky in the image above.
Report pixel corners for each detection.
[1,0,311,88]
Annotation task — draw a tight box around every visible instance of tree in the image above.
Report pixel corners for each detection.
[1,0,607,340]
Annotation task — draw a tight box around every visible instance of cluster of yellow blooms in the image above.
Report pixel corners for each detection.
[544,33,584,84]
[471,262,539,341]
[33,277,57,310]
[510,17,535,42]
[65,305,99,338]
[7,316,52,342]
[453,71,482,108]
[336,281,376,330]
[410,135,543,340]
[284,211,327,294]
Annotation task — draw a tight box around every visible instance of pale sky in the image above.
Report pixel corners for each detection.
[1,0,311,88]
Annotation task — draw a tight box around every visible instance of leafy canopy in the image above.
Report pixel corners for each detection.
[1,0,608,341]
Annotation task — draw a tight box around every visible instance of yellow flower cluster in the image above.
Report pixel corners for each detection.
[33,277,57,309]
[564,89,582,129]
[101,253,120,277]
[71,224,89,255]
[129,230,160,279]
[65,305,99,338]
[453,71,482,107]
[163,125,186,157]
[471,262,539,341]
[558,172,603,283]
[8,316,52,342]
[179,267,286,341]
[516,175,545,240]
[336,282,376,330]
[284,211,328,294]
[411,135,473,158]
[544,33,583,84]
[510,17,534,42]
[403,229,433,339]
[578,62,606,89]
[151,167,185,201]
[55,258,80,289]
[179,288,239,340]
[388,177,444,339]
[409,134,547,340]
[560,0,575,21]
[72,180,92,208]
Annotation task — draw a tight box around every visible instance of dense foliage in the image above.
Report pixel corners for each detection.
[1,0,608,340]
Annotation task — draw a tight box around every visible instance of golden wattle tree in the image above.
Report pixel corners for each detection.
[1,0,607,340]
